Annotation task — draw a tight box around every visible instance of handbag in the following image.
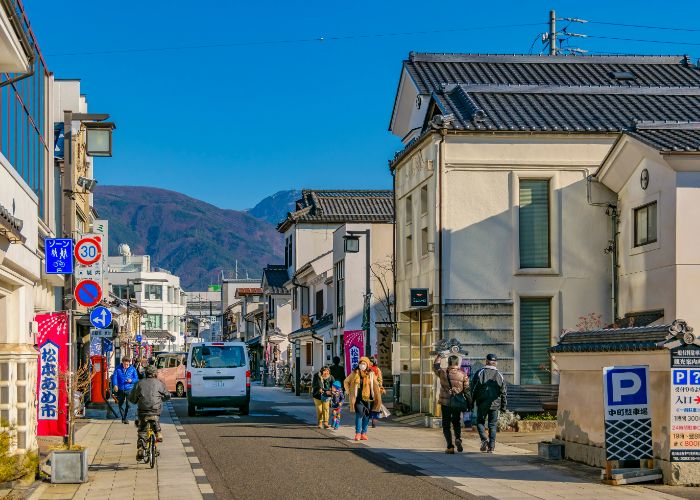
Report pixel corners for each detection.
[446,372,471,412]
[379,404,391,419]
[354,400,370,416]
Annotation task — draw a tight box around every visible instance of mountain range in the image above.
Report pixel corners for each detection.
[94,186,298,290]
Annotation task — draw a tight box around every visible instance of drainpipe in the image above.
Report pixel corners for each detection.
[609,205,619,322]
[586,175,619,323]
[391,166,398,406]
[437,130,446,341]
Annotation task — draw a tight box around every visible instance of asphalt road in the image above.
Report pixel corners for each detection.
[171,393,469,500]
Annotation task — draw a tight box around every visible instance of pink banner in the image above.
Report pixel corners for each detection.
[343,330,365,376]
[36,312,68,437]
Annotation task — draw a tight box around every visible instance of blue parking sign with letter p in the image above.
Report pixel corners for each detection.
[604,366,648,406]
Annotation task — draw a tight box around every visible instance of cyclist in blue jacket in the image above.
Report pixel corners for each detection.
[111,357,139,424]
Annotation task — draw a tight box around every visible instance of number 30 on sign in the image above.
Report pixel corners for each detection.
[74,236,102,266]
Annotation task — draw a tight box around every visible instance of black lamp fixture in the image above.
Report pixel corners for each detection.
[85,121,116,157]
[343,235,360,253]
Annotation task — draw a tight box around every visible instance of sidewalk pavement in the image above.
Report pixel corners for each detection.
[257,386,682,500]
[29,401,208,500]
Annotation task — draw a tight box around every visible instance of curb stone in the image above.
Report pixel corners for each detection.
[166,401,217,500]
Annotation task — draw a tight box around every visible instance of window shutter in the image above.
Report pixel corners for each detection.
[520,298,551,385]
[519,180,550,268]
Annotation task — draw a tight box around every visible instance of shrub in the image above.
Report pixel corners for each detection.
[522,412,557,421]
[497,410,520,431]
[0,426,38,483]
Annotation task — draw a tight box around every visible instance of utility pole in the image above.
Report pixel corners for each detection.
[549,10,557,55]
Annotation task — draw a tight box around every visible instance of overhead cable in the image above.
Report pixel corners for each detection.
[46,22,546,57]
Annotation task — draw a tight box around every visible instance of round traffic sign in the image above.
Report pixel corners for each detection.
[90,306,112,329]
[74,236,102,266]
[75,279,102,307]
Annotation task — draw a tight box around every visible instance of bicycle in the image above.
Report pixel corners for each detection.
[138,419,159,468]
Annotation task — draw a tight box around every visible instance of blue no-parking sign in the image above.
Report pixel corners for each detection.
[90,306,112,329]
[603,365,652,460]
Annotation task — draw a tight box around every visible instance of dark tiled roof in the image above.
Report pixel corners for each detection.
[278,190,394,231]
[391,53,700,167]
[549,324,671,353]
[262,265,289,294]
[434,85,700,132]
[405,53,700,95]
[626,122,700,152]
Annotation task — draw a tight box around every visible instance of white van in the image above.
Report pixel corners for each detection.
[186,341,250,416]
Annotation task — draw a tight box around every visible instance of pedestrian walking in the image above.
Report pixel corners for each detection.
[111,356,139,424]
[312,366,335,429]
[344,356,382,441]
[433,354,470,454]
[330,381,344,430]
[471,353,507,453]
[369,357,386,428]
[329,356,345,382]
[136,356,148,380]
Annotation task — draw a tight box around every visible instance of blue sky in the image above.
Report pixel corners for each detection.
[27,1,700,210]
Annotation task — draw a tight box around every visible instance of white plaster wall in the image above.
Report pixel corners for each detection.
[616,153,678,322]
[674,171,700,327]
[394,137,438,313]
[444,137,614,316]
[294,224,339,270]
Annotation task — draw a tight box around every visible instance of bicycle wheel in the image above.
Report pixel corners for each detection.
[149,434,157,468]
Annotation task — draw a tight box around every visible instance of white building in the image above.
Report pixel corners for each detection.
[260,265,292,382]
[279,190,394,384]
[107,245,187,352]
[0,3,55,454]
[220,272,261,338]
[388,52,700,413]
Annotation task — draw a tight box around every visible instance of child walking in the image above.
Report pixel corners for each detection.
[330,381,345,430]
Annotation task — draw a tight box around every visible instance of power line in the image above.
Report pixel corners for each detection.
[585,34,700,47]
[587,20,700,33]
[45,22,546,57]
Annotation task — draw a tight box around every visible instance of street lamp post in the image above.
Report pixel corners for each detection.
[344,229,372,357]
[62,110,115,445]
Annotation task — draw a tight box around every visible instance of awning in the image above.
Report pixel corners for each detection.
[246,336,261,347]
[288,315,333,342]
[144,330,175,341]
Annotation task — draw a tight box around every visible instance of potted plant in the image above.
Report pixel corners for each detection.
[50,363,90,484]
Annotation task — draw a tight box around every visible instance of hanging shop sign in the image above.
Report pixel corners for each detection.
[410,288,429,308]
[35,312,68,437]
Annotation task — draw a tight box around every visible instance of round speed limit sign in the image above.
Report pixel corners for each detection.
[74,236,102,265]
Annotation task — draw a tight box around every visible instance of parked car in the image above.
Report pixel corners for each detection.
[156,352,187,397]
[186,341,250,416]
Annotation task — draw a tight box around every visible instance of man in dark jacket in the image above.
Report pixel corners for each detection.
[329,356,345,383]
[434,354,470,454]
[128,365,170,461]
[471,353,507,453]
[111,357,139,424]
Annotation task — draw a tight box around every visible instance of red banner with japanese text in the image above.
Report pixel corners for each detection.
[343,330,365,376]
[36,312,68,437]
